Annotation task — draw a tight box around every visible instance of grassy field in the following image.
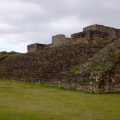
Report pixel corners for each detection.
[0,80,120,120]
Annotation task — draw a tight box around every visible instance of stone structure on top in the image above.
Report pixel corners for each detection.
[52,34,70,46]
[27,24,120,52]
[27,43,46,52]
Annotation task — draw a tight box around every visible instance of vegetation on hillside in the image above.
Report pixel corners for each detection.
[69,39,120,83]
[0,51,22,63]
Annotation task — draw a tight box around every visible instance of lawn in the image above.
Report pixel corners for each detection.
[0,80,120,120]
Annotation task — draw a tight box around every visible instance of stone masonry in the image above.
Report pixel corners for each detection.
[0,24,120,93]
[83,24,120,39]
[27,43,47,52]
[61,37,120,93]
[52,34,70,46]
[0,44,105,84]
[71,30,109,44]
[27,24,120,52]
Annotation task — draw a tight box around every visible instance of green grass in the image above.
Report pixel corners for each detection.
[0,52,22,65]
[0,80,120,120]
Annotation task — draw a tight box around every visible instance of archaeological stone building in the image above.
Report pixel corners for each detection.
[0,24,120,93]
[27,24,120,52]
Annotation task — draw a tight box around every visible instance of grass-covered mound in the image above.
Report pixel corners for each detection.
[0,51,22,63]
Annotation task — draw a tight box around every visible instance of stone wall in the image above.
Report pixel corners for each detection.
[61,81,98,93]
[61,63,120,93]
[98,60,120,93]
[27,24,120,52]
[27,43,46,52]
[0,43,105,84]
[52,34,70,47]
[27,35,71,52]
[83,24,119,40]
[71,30,109,44]
[71,31,88,44]
[61,78,120,93]
[61,38,120,93]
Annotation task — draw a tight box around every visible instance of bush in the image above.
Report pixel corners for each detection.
[70,67,80,75]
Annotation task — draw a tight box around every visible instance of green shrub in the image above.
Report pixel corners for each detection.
[70,67,80,75]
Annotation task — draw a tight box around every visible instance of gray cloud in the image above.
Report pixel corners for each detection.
[0,0,120,52]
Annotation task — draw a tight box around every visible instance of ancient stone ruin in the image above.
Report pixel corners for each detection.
[0,24,120,93]
[27,24,120,52]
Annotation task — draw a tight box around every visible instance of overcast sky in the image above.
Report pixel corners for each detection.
[0,0,120,53]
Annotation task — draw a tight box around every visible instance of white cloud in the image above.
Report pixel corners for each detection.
[0,0,120,52]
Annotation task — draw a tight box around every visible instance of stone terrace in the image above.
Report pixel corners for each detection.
[0,43,106,84]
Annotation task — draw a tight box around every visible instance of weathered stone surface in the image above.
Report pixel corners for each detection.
[0,43,105,84]
[27,24,120,53]
[1,24,120,93]
[52,34,70,46]
[27,43,47,52]
[83,24,119,40]
[71,30,109,44]
[61,38,120,93]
